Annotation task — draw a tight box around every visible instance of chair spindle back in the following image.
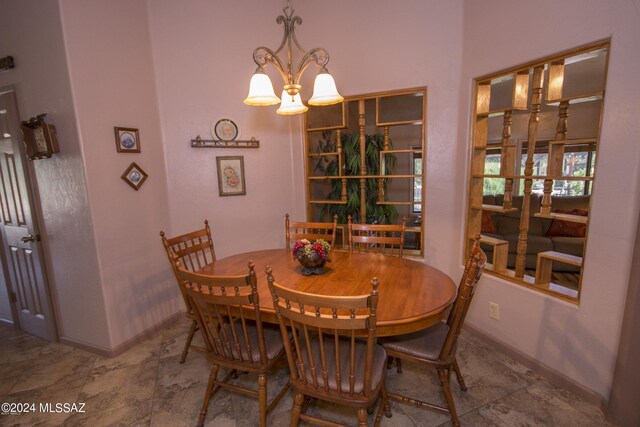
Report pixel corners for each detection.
[286,213,339,251]
[348,215,407,257]
[161,221,215,312]
[440,235,487,360]
[178,261,270,367]
[267,267,380,399]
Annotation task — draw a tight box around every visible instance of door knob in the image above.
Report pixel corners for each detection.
[20,234,37,243]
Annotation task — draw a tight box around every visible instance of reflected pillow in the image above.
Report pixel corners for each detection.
[481,210,496,234]
[545,209,588,237]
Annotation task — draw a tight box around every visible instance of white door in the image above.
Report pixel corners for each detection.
[0,86,57,341]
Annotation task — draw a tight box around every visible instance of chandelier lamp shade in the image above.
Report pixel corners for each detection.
[276,90,308,115]
[244,5,343,115]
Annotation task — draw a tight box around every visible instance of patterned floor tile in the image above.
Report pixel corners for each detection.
[0,319,613,427]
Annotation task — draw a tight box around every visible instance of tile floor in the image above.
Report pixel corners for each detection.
[0,318,615,426]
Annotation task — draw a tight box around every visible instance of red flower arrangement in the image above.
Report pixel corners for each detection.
[292,239,331,261]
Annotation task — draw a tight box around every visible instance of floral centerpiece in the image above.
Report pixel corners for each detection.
[292,239,331,275]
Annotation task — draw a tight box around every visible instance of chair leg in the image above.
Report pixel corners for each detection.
[374,382,393,426]
[452,358,467,391]
[437,368,460,427]
[357,408,368,427]
[386,356,403,373]
[381,383,392,418]
[197,364,219,427]
[181,319,198,363]
[258,373,267,427]
[290,393,305,427]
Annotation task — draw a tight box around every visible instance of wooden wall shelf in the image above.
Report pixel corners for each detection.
[482,204,518,213]
[476,107,530,118]
[533,212,588,224]
[549,137,598,145]
[308,200,346,205]
[473,174,593,181]
[308,174,420,180]
[516,175,594,181]
[190,136,260,148]
[545,91,604,105]
[308,152,339,157]
[377,201,415,205]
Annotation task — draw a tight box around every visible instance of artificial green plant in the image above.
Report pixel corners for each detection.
[319,132,398,224]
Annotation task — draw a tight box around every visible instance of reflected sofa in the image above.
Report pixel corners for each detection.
[480,194,590,272]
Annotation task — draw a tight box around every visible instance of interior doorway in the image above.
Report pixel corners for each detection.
[0,86,57,341]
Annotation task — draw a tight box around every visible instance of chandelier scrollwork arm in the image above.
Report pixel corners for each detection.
[253,6,330,89]
[244,2,342,113]
[252,46,288,83]
[294,47,329,85]
[274,7,304,56]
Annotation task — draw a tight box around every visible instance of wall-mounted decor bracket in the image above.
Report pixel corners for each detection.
[190,135,260,149]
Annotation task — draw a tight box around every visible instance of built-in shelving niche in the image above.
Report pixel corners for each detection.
[466,40,610,302]
[304,88,426,257]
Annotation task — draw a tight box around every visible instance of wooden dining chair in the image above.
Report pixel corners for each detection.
[160,220,216,363]
[348,215,407,257]
[380,235,487,427]
[285,213,339,250]
[266,267,392,427]
[177,261,289,427]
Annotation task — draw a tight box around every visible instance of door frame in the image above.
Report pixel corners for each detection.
[0,85,58,340]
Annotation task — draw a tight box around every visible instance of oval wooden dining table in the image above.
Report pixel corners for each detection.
[199,248,457,337]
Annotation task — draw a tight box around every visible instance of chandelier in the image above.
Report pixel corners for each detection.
[244,3,343,115]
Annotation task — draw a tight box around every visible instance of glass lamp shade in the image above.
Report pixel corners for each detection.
[276,91,308,115]
[308,69,344,106]
[244,70,280,106]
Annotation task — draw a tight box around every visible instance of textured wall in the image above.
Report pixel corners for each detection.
[60,0,175,347]
[461,0,640,399]
[0,0,110,348]
[3,1,638,399]
[147,0,303,259]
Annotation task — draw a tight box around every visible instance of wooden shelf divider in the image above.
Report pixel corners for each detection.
[482,204,518,213]
[533,212,588,224]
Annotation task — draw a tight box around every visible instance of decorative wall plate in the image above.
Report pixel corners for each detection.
[211,118,239,141]
[114,126,141,153]
[121,162,148,191]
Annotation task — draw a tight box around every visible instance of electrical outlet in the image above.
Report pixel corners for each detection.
[489,302,500,320]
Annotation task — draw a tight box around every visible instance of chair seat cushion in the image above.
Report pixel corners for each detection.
[381,321,449,361]
[297,335,387,394]
[216,322,285,362]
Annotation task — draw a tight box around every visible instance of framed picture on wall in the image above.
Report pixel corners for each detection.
[216,156,246,196]
[121,162,148,190]
[114,127,141,153]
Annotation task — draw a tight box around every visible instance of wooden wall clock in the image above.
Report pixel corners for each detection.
[20,114,60,160]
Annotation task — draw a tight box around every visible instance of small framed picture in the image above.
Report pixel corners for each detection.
[216,156,246,196]
[114,127,140,153]
[121,162,148,191]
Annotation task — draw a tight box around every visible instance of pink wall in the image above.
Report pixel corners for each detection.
[147,0,304,259]
[60,0,176,347]
[4,0,638,400]
[147,0,465,272]
[292,0,466,275]
[460,0,640,399]
[0,0,110,348]
[148,0,640,399]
